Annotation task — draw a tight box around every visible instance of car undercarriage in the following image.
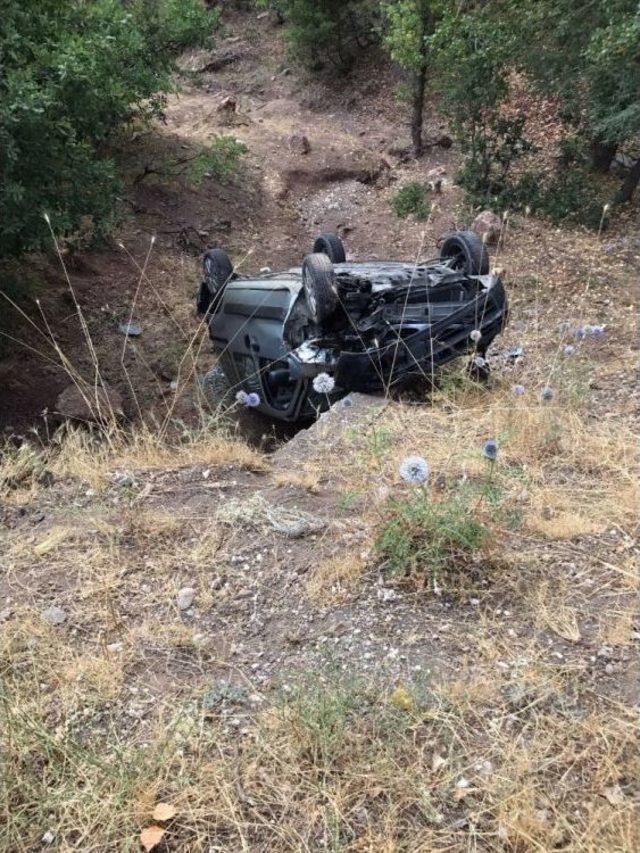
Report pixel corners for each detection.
[198,232,508,421]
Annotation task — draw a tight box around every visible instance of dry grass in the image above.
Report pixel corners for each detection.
[305,551,367,604]
[273,469,322,494]
[2,653,638,851]
[1,172,638,852]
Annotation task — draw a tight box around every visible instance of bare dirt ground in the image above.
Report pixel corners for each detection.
[1,8,639,852]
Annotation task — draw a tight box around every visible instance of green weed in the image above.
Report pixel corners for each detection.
[391,183,430,220]
[188,136,247,186]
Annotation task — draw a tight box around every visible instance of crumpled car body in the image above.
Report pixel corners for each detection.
[201,235,508,421]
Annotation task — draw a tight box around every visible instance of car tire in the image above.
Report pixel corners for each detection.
[302,253,338,324]
[313,233,346,264]
[201,364,234,408]
[440,230,489,276]
[199,248,234,314]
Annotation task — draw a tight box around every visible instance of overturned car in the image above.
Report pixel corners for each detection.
[197,231,508,421]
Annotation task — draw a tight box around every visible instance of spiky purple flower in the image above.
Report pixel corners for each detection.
[236,390,260,407]
[399,456,430,485]
[512,384,525,396]
[482,438,499,461]
[540,386,555,402]
[470,329,482,343]
[563,344,576,356]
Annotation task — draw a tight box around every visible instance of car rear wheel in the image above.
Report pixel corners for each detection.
[198,248,233,314]
[302,253,338,324]
[440,230,489,276]
[313,233,346,264]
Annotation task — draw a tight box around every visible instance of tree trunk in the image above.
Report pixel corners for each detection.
[591,139,618,172]
[411,63,427,158]
[615,157,640,203]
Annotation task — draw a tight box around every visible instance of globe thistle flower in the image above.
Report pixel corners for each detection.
[574,327,586,341]
[589,325,605,337]
[540,386,555,402]
[472,355,487,368]
[312,372,335,394]
[399,456,430,485]
[563,344,576,356]
[512,384,525,396]
[482,438,499,461]
[470,329,482,343]
[236,390,260,407]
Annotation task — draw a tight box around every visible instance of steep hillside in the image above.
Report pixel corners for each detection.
[1,7,639,852]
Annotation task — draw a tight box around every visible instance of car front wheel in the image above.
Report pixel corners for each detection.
[302,253,338,324]
[440,230,489,276]
[198,248,234,314]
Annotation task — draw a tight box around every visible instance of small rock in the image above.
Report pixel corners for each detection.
[217,95,237,114]
[287,132,311,155]
[472,210,503,245]
[42,605,67,626]
[107,642,123,653]
[377,587,398,603]
[115,472,136,488]
[117,321,142,337]
[42,830,55,845]
[605,663,615,675]
[177,587,195,610]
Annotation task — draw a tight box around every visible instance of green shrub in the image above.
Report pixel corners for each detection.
[375,489,490,583]
[0,0,218,259]
[391,183,430,219]
[259,0,380,73]
[188,136,248,186]
[458,137,606,228]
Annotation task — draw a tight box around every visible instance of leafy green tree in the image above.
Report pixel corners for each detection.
[383,1,436,157]
[259,0,379,73]
[500,0,640,198]
[431,6,529,198]
[0,0,217,258]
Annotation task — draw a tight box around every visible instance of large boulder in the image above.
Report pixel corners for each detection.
[55,382,124,424]
[472,210,503,245]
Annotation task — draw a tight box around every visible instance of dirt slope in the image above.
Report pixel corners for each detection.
[1,8,639,851]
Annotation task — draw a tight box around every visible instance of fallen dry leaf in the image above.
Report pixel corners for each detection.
[602,785,625,807]
[453,787,479,801]
[140,825,165,851]
[432,754,447,772]
[152,802,176,822]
